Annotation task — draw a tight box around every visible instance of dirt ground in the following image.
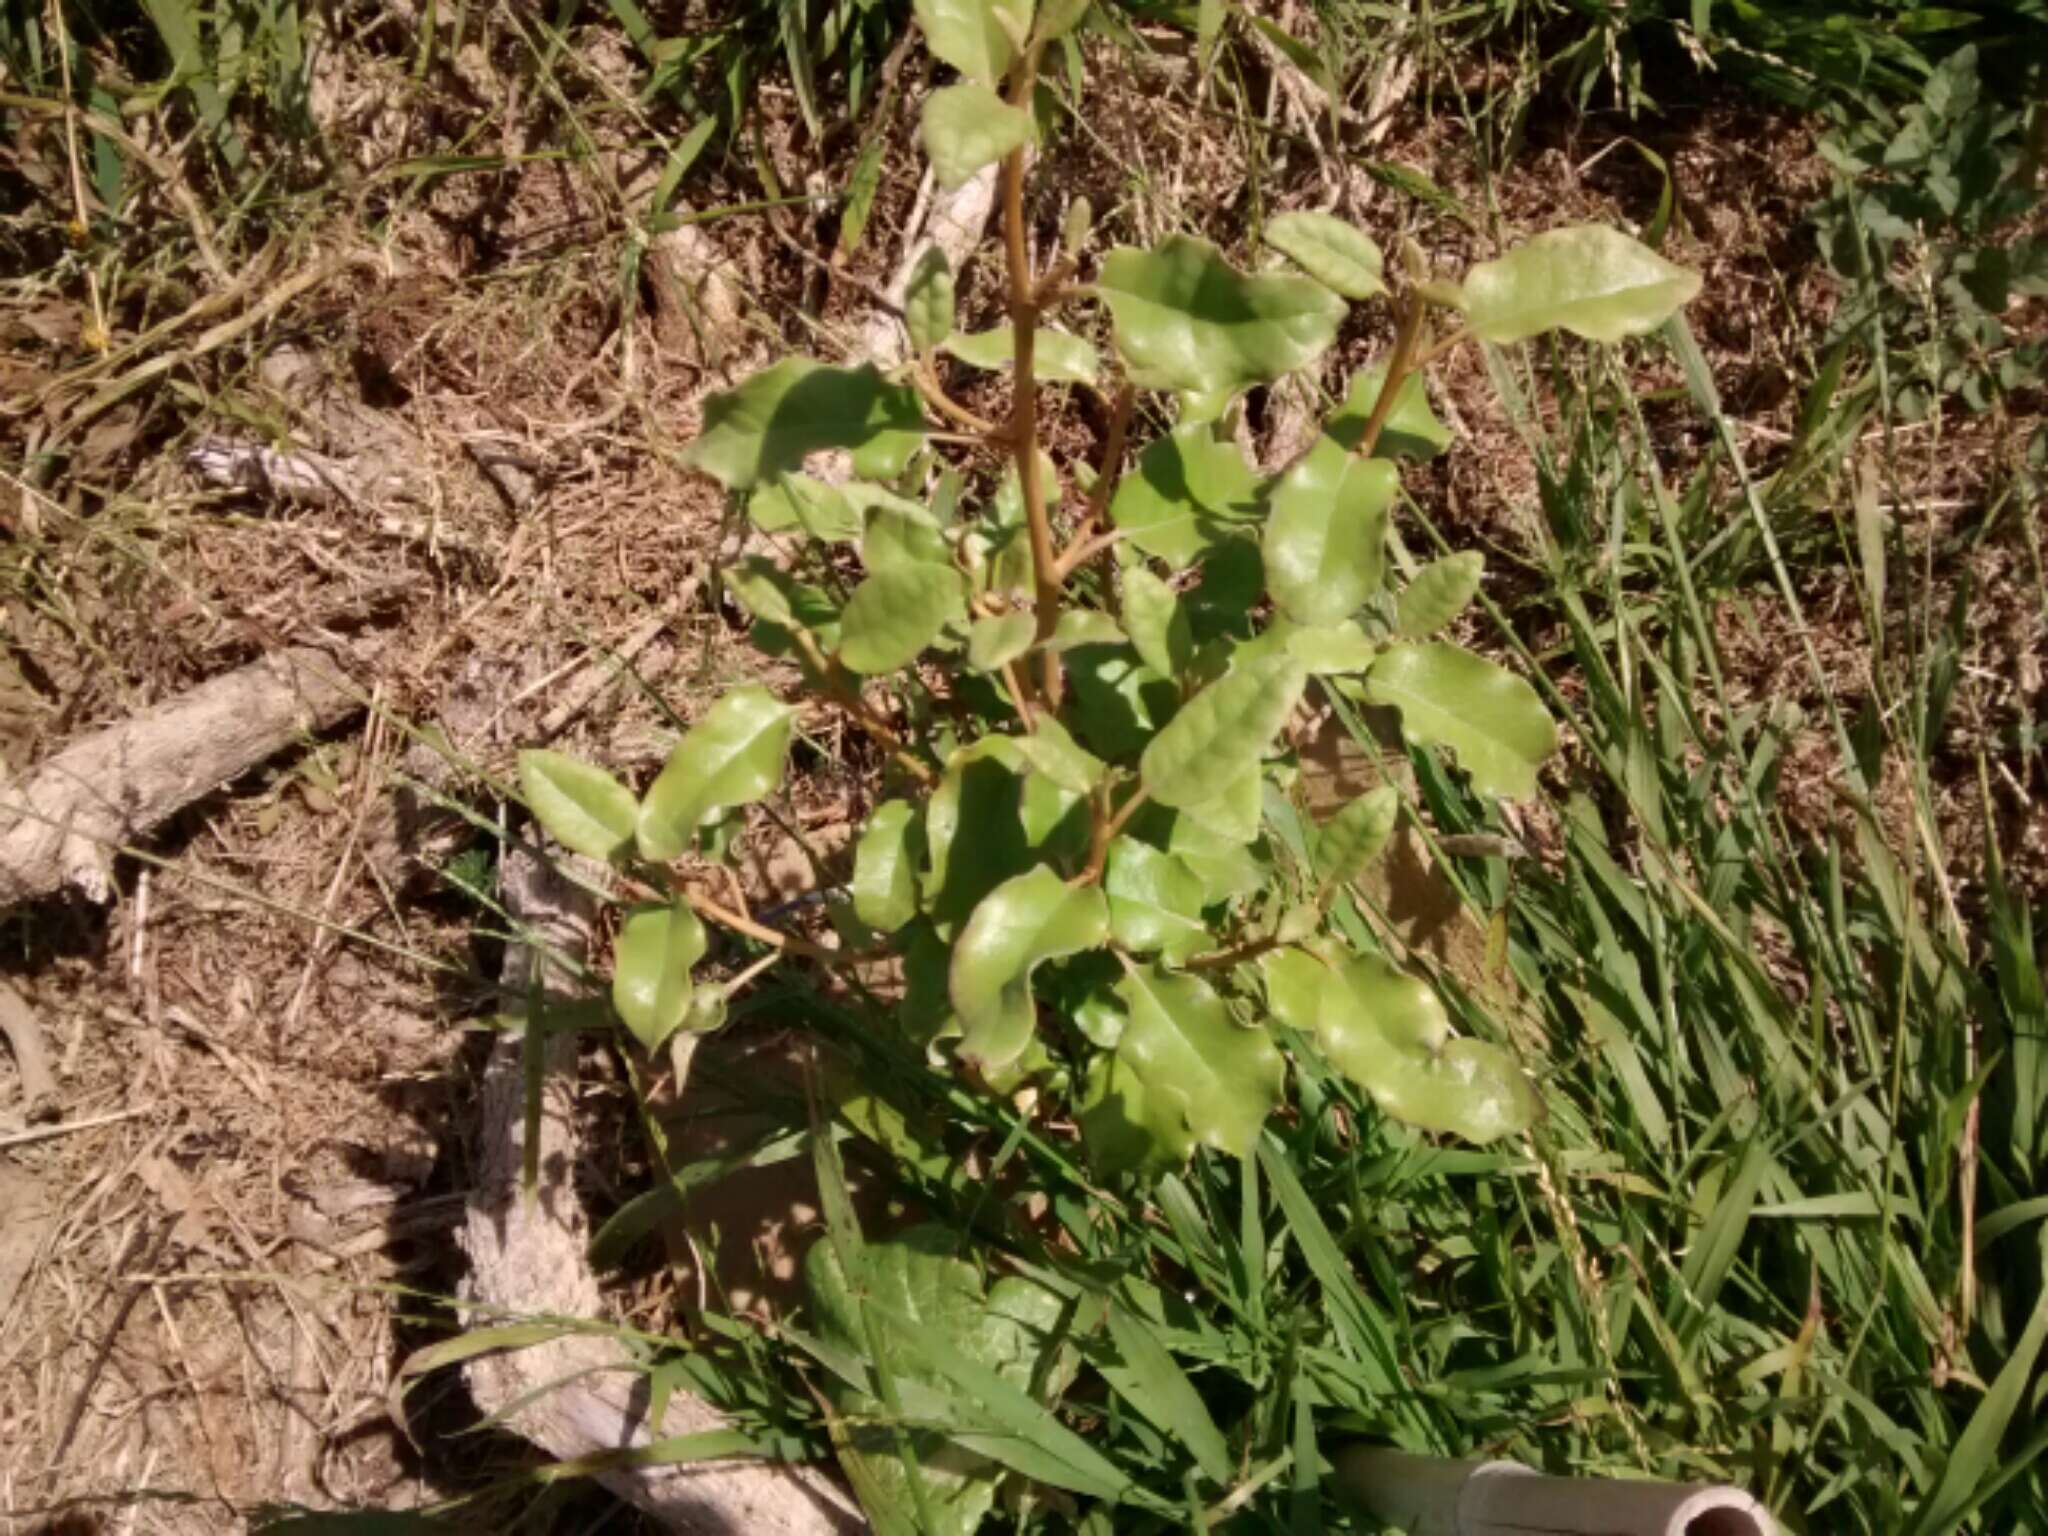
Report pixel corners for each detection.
[2,18,2043,1533]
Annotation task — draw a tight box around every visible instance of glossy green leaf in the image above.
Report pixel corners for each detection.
[612,901,707,1050]
[1395,550,1485,637]
[1108,424,1262,570]
[1264,211,1386,299]
[949,865,1109,1070]
[967,612,1036,673]
[1140,650,1304,809]
[922,84,1034,190]
[1463,224,1702,344]
[637,687,797,860]
[1104,838,1208,962]
[1095,235,1346,394]
[1178,765,1262,846]
[1262,442,1398,627]
[1066,645,1179,761]
[1080,966,1285,1176]
[922,739,1055,930]
[905,247,955,353]
[684,359,924,490]
[1279,619,1376,674]
[912,0,1033,85]
[1261,946,1536,1142]
[724,555,817,630]
[945,326,1100,386]
[1364,641,1556,800]
[839,564,966,675]
[747,473,861,542]
[518,749,638,863]
[853,800,923,933]
[856,488,951,575]
[1012,716,1105,795]
[1045,609,1126,652]
[1122,567,1193,679]
[1315,784,1399,888]
[1324,363,1454,461]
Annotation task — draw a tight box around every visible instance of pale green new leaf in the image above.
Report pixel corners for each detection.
[1104,838,1208,962]
[1080,966,1285,1176]
[638,687,797,860]
[1095,235,1345,394]
[1264,211,1386,299]
[967,612,1036,673]
[912,0,1034,85]
[1140,651,1304,809]
[905,247,955,354]
[1109,424,1262,569]
[950,866,1109,1070]
[1395,550,1485,637]
[1325,363,1454,461]
[1364,642,1556,800]
[1011,716,1105,795]
[1262,441,1398,627]
[1315,784,1399,888]
[839,564,967,675]
[1122,567,1193,679]
[853,801,923,933]
[945,326,1100,386]
[612,901,707,1050]
[747,473,861,542]
[922,84,1034,190]
[518,749,638,863]
[685,359,924,489]
[1463,224,1702,344]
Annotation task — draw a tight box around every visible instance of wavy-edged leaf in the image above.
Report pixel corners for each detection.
[912,0,1033,85]
[519,749,637,863]
[1262,441,1398,627]
[1096,235,1345,394]
[1104,838,1208,962]
[1463,225,1702,344]
[1079,966,1284,1177]
[839,563,966,675]
[1314,784,1399,888]
[1109,424,1262,570]
[922,83,1034,190]
[637,687,797,860]
[1140,650,1304,809]
[1324,363,1454,461]
[924,738,1034,929]
[685,359,924,489]
[1395,550,1484,638]
[949,865,1109,1070]
[1178,765,1262,846]
[612,901,707,1049]
[1011,716,1105,795]
[945,326,1099,386]
[1261,946,1536,1141]
[1280,619,1376,674]
[905,247,955,354]
[747,473,861,542]
[1123,567,1193,679]
[967,611,1036,673]
[1264,211,1386,299]
[853,800,923,933]
[1363,641,1556,800]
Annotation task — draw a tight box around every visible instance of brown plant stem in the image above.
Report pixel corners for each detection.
[683,892,861,965]
[1183,934,1281,972]
[1354,287,1428,461]
[1074,784,1150,887]
[913,354,999,436]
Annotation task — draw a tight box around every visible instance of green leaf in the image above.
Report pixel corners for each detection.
[1264,211,1386,299]
[1066,645,1179,761]
[1314,784,1399,888]
[747,473,861,542]
[612,901,707,1050]
[1011,716,1106,795]
[857,488,952,575]
[1104,838,1208,963]
[905,247,955,354]
[924,739,1035,930]
[967,612,1037,673]
[805,1225,1069,1536]
[1278,619,1376,674]
[1395,550,1484,637]
[1178,765,1262,846]
[1324,364,1453,461]
[684,359,924,490]
[518,749,638,863]
[945,326,1100,386]
[1045,609,1126,652]
[1079,966,1285,1176]
[922,84,1034,190]
[1140,651,1304,809]
[1363,642,1556,800]
[1262,441,1398,627]
[1122,567,1194,679]
[1462,224,1702,344]
[724,555,822,630]
[839,564,966,675]
[949,865,1109,1070]
[1261,946,1536,1142]
[912,0,1033,85]
[637,686,797,860]
[1095,235,1345,395]
[1108,423,1262,570]
[853,800,923,933]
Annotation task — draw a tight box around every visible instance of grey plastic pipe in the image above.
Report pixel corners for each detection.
[1334,1447,1774,1536]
